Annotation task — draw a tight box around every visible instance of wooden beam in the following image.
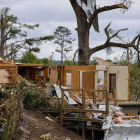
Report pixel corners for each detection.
[93,91,96,104]
[114,89,118,106]
[61,90,64,126]
[66,125,104,131]
[61,89,107,92]
[16,64,43,66]
[62,117,103,123]
[62,108,106,113]
[82,89,86,138]
[106,91,109,116]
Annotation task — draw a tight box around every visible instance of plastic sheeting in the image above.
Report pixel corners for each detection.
[104,119,140,140]
[76,0,99,32]
[52,84,77,105]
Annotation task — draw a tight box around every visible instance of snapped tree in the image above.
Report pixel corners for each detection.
[0,7,54,59]
[54,26,75,65]
[69,0,140,65]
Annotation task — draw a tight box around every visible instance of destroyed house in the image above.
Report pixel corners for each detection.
[0,58,53,85]
[53,64,130,101]
[16,63,53,82]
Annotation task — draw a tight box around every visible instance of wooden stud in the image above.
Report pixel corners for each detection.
[106,91,109,116]
[62,108,106,114]
[93,91,96,104]
[61,90,64,126]
[92,131,95,140]
[82,89,86,138]
[61,89,107,92]
[114,89,118,106]
[120,132,124,140]
[128,66,130,100]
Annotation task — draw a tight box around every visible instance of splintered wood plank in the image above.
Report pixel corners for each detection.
[128,66,130,100]
[82,72,95,97]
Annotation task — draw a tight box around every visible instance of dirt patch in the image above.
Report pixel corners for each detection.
[20,109,86,140]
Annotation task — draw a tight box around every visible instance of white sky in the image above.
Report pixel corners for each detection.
[1,0,140,61]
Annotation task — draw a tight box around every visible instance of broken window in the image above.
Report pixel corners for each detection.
[38,70,44,77]
[48,67,53,77]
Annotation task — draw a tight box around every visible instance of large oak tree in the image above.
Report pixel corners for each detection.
[69,0,140,65]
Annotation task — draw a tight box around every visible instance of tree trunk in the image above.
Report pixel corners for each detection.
[78,25,90,65]
[61,47,63,65]
[0,13,4,58]
[70,0,90,65]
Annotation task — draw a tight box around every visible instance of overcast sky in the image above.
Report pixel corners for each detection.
[1,0,140,61]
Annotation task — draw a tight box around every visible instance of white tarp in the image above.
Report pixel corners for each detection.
[104,120,140,140]
[53,84,77,105]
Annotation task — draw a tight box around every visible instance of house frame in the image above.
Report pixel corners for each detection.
[54,65,130,101]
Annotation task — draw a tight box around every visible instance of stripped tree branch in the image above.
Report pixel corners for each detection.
[88,3,128,28]
[89,22,140,56]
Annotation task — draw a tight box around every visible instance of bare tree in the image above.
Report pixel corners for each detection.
[69,0,140,65]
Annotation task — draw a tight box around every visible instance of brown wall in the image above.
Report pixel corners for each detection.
[54,65,96,89]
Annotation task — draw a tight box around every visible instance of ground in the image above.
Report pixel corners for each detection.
[18,109,86,140]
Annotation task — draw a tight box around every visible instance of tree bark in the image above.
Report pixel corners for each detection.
[0,13,5,58]
[70,0,90,65]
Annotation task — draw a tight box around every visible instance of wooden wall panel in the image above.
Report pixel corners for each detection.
[43,67,49,79]
[82,72,95,97]
[54,65,96,93]
[50,69,58,86]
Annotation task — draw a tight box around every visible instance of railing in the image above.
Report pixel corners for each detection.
[61,88,109,138]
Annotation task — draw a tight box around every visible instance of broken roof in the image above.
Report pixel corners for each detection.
[95,57,116,66]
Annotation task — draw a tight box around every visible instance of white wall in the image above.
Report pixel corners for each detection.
[95,66,129,101]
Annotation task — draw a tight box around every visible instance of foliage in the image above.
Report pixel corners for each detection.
[106,59,112,62]
[12,81,48,108]
[4,99,15,140]
[54,26,75,64]
[20,52,41,64]
[22,85,47,108]
[0,86,11,104]
[0,7,54,59]
[63,59,73,65]
[41,52,55,66]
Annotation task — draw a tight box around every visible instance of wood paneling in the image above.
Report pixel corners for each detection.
[50,69,58,86]
[55,66,96,94]
[82,72,95,97]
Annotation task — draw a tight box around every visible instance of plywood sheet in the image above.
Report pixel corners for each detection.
[82,72,95,97]
[50,70,58,86]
